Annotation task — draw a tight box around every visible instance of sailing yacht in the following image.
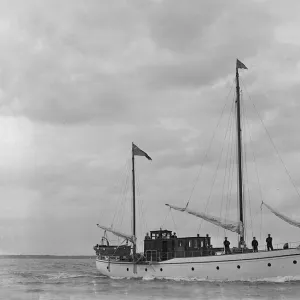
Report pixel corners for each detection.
[94,59,300,280]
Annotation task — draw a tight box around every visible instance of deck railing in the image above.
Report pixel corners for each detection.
[257,241,300,251]
[144,241,300,262]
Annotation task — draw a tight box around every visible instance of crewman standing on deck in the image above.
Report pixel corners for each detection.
[252,237,258,252]
[223,237,231,254]
[266,234,273,251]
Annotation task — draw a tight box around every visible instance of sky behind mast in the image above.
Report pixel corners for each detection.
[1,0,300,254]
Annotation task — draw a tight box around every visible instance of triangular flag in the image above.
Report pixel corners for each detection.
[236,59,248,70]
[132,143,152,160]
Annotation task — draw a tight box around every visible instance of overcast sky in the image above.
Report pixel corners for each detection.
[0,0,300,255]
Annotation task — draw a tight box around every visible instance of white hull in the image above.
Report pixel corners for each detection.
[96,249,300,281]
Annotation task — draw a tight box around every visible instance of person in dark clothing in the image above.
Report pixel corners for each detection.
[251,237,258,252]
[266,234,273,251]
[223,237,231,254]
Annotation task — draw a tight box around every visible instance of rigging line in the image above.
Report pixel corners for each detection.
[134,161,146,235]
[243,99,251,241]
[110,152,132,227]
[198,94,236,233]
[161,208,171,228]
[221,99,235,225]
[260,202,263,242]
[241,90,247,237]
[241,90,253,240]
[218,98,235,239]
[170,210,178,233]
[225,96,236,225]
[117,149,138,230]
[243,92,265,239]
[241,80,300,201]
[114,160,130,228]
[185,78,235,208]
[223,100,236,239]
[135,167,149,234]
[224,94,237,236]
[226,99,235,218]
[220,99,235,217]
[117,170,130,230]
[135,175,143,234]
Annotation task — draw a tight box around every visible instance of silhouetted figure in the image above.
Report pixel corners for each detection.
[252,237,258,252]
[145,232,150,240]
[283,243,289,249]
[266,234,273,251]
[173,232,177,238]
[223,237,231,254]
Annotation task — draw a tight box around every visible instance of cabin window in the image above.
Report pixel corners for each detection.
[267,263,271,267]
[178,240,183,247]
[189,240,192,248]
[200,241,204,247]
[127,268,129,271]
[293,260,297,264]
[191,267,194,271]
[216,266,219,270]
[145,268,148,271]
[160,268,163,272]
[237,265,240,269]
[194,240,198,248]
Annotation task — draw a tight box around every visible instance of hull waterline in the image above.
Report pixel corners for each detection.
[96,249,300,281]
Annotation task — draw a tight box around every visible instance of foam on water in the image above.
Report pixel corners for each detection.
[250,275,300,283]
[110,274,300,283]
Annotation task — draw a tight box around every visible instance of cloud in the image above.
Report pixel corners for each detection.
[0,0,278,126]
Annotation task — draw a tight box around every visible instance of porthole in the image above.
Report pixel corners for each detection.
[160,268,163,272]
[127,268,129,271]
[237,265,240,269]
[106,266,109,270]
[145,268,148,271]
[191,267,194,271]
[293,260,297,264]
[268,263,271,267]
[216,266,219,270]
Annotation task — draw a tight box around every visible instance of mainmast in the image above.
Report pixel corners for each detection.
[235,59,247,248]
[131,145,137,260]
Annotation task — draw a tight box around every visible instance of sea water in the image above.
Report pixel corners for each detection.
[0,257,299,299]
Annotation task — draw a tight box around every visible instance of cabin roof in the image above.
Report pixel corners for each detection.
[150,229,172,234]
[176,236,210,240]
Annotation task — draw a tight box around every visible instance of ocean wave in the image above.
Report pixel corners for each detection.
[0,271,106,287]
[109,275,300,283]
[250,275,300,283]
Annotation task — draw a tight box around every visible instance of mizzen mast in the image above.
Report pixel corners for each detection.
[235,59,247,248]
